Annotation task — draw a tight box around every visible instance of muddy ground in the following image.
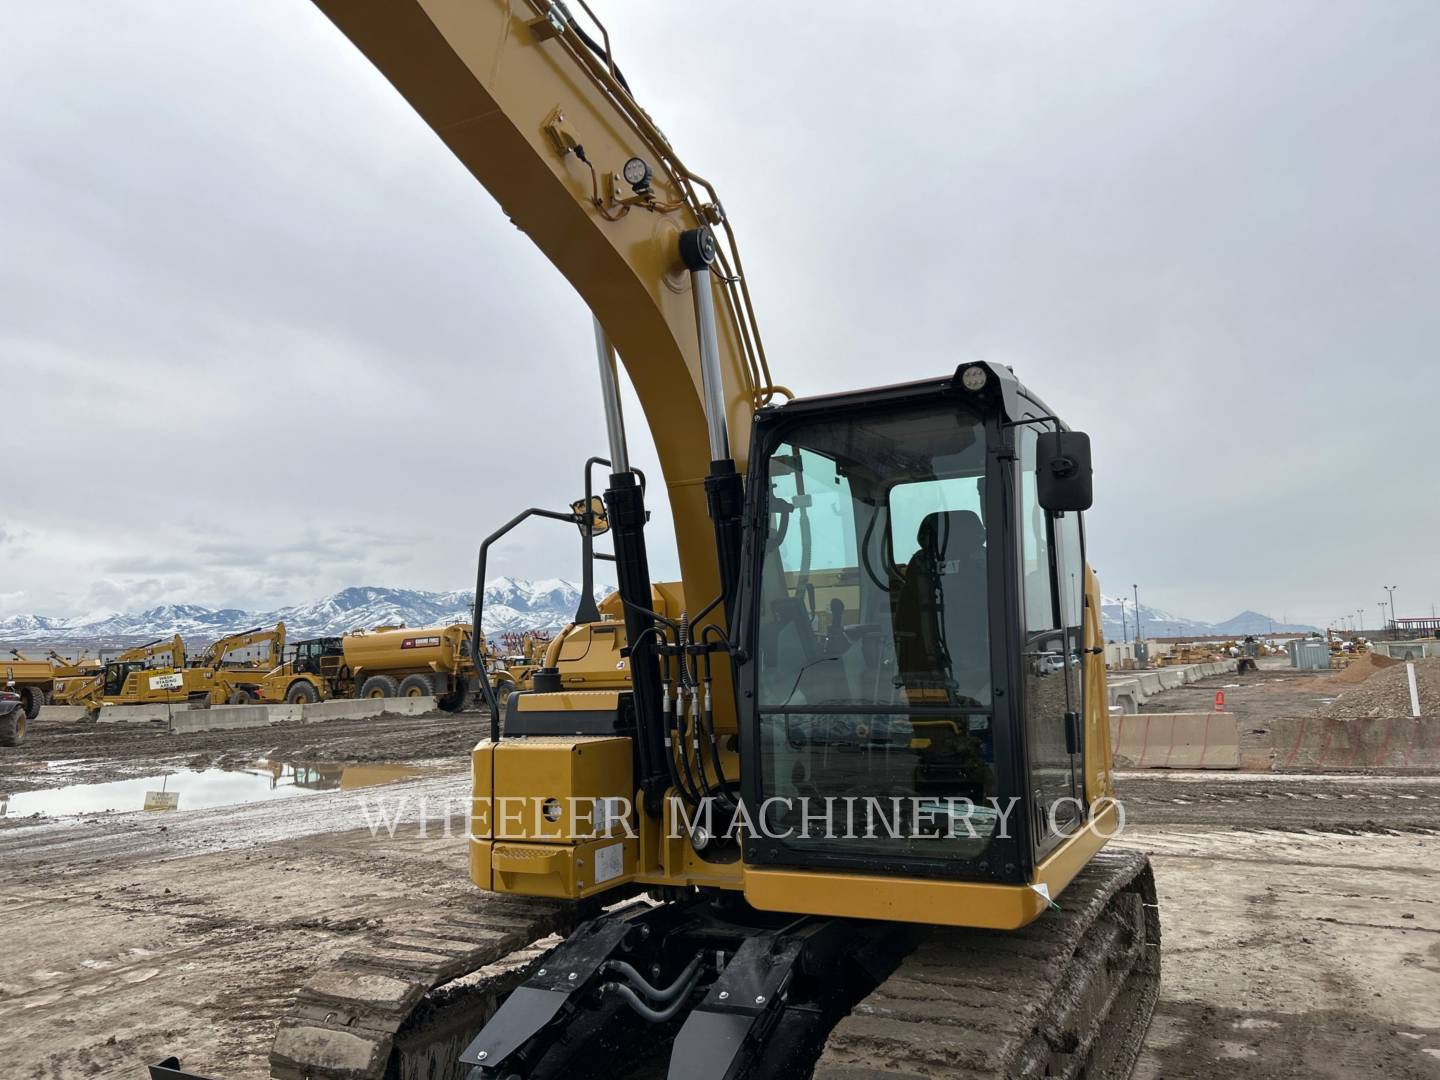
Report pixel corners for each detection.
[0,706,490,802]
[1,683,1438,1079]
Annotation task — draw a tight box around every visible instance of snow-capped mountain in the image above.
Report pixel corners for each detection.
[1099,594,1211,640]
[1098,595,1317,641]
[0,582,1319,649]
[0,580,609,648]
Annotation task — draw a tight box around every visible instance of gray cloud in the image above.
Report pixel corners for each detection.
[2,1,1437,629]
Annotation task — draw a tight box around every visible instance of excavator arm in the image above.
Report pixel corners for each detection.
[194,622,286,672]
[116,634,186,668]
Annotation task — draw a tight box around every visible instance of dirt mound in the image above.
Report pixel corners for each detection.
[1321,657,1440,718]
[1325,652,1398,686]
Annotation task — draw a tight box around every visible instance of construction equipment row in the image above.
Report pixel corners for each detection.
[8,622,550,721]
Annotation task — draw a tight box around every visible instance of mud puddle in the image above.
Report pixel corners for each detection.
[0,759,429,818]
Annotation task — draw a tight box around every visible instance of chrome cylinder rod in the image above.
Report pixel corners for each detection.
[593,316,630,473]
[690,266,729,462]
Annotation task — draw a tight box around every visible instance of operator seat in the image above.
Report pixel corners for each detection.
[893,509,990,705]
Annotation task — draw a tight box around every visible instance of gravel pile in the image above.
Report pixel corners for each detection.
[1321,657,1440,718]
[1325,652,1397,686]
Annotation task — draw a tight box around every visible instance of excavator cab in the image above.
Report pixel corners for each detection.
[103,660,146,697]
[738,364,1096,887]
[440,363,1150,1080]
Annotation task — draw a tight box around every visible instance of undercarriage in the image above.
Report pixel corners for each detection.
[242,850,1157,1080]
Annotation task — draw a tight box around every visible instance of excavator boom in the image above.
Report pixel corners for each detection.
[311,0,777,614]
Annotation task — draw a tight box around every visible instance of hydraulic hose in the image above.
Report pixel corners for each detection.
[673,687,706,807]
[699,626,737,793]
[635,626,699,810]
[554,0,632,94]
[601,964,702,1024]
[671,612,713,804]
[602,955,702,1004]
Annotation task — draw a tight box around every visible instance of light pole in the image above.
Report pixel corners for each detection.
[1384,585,1398,637]
[1132,584,1143,644]
[1119,598,1128,646]
[1378,602,1388,632]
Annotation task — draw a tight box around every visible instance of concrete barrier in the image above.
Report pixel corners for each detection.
[89,695,442,730]
[1106,660,1239,714]
[38,705,89,722]
[1109,680,1142,714]
[171,704,279,733]
[375,696,439,717]
[299,696,437,723]
[1111,711,1241,769]
[1272,716,1440,771]
[98,702,192,724]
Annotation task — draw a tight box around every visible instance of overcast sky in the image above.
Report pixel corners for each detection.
[2,1,1437,629]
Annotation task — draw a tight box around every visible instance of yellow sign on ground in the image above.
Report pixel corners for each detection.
[143,791,179,811]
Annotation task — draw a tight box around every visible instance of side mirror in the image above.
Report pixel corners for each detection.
[1037,430,1093,512]
[571,495,610,536]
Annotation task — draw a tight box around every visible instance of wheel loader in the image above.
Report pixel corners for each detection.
[153,3,1160,1079]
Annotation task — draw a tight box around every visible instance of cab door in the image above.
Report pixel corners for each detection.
[1017,421,1081,850]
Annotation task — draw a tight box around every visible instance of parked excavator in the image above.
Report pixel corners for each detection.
[154,3,1160,1079]
[53,634,186,714]
[54,626,284,715]
[178,623,288,705]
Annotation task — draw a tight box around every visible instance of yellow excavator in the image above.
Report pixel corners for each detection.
[153,4,1160,1080]
[53,634,187,713]
[56,626,284,715]
[179,622,288,705]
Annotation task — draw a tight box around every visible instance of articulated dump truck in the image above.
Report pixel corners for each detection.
[3,649,101,719]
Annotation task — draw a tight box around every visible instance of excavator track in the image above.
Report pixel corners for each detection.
[270,852,1155,1080]
[270,896,578,1080]
[814,850,1160,1080]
